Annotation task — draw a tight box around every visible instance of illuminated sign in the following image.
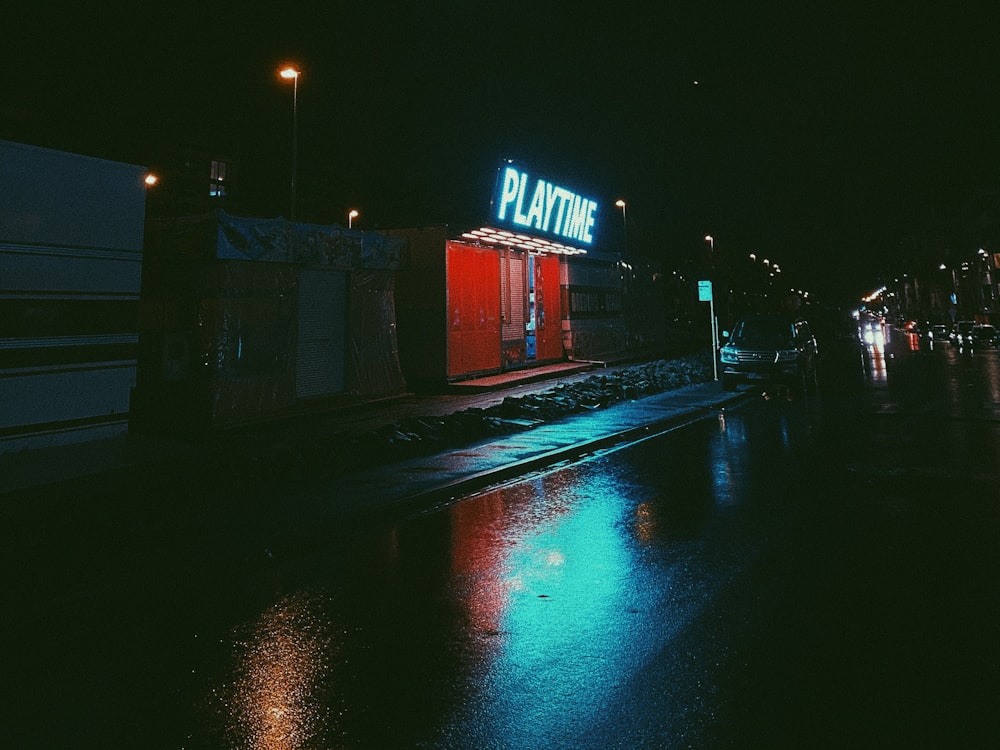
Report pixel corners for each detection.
[491,162,599,245]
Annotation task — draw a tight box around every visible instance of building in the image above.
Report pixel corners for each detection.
[131,211,407,432]
[0,140,147,454]
[389,160,666,387]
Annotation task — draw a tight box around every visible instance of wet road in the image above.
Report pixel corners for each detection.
[6,329,1000,748]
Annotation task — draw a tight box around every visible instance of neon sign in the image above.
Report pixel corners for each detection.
[491,162,598,245]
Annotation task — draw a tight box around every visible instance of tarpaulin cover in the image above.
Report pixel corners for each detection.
[216,210,404,270]
[136,211,408,430]
[347,270,408,396]
[195,262,298,426]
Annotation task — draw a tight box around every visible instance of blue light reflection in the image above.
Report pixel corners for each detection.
[446,462,705,747]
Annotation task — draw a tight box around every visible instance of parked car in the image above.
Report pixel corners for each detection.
[719,314,819,392]
[971,324,999,348]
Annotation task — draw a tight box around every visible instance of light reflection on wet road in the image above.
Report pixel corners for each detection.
[196,389,819,748]
[6,332,1000,748]
[441,461,729,749]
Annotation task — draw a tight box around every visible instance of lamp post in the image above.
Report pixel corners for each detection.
[348,209,359,229]
[279,66,300,221]
[615,199,628,256]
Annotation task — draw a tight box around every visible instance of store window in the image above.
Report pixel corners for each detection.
[209,159,228,198]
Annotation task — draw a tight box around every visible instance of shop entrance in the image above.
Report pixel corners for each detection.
[446,241,563,380]
[529,251,563,363]
[501,249,563,368]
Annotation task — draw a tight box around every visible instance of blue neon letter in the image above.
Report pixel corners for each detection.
[513,171,530,226]
[525,179,547,230]
[497,167,520,221]
[582,200,597,243]
[551,187,571,234]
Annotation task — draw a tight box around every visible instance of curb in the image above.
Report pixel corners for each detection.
[359,390,754,522]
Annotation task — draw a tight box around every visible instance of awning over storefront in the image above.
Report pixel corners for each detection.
[458,226,588,255]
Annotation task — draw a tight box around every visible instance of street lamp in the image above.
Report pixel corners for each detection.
[615,199,628,255]
[348,209,359,228]
[704,234,714,252]
[279,66,300,221]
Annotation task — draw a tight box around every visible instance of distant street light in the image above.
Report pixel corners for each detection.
[615,199,628,255]
[704,234,714,251]
[279,66,300,221]
[348,209,359,228]
[143,173,158,187]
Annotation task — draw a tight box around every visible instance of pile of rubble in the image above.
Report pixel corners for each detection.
[278,352,714,482]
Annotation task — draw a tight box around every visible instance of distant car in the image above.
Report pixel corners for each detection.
[860,319,885,348]
[953,320,975,345]
[928,324,949,341]
[719,314,819,392]
[971,324,998,347]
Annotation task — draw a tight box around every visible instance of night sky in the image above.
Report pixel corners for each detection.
[5,2,999,302]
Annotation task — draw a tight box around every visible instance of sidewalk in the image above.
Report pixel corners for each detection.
[304,380,750,522]
[0,362,592,498]
[1,361,750,513]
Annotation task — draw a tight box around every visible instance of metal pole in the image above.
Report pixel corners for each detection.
[710,295,718,381]
[621,204,628,257]
[290,74,298,221]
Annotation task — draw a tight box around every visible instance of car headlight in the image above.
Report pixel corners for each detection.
[719,346,738,364]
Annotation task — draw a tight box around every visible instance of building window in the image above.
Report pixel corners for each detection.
[209,159,228,198]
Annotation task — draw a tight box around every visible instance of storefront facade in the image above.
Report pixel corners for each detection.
[392,160,607,384]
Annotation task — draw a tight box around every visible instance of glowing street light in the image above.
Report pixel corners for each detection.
[279,66,300,220]
[704,234,714,251]
[348,209,359,228]
[143,173,159,187]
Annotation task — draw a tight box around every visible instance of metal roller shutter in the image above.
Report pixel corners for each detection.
[296,268,347,398]
[501,249,526,342]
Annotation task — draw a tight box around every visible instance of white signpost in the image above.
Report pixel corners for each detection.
[698,280,719,381]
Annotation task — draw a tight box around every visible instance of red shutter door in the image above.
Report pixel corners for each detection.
[535,253,564,362]
[446,242,500,377]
